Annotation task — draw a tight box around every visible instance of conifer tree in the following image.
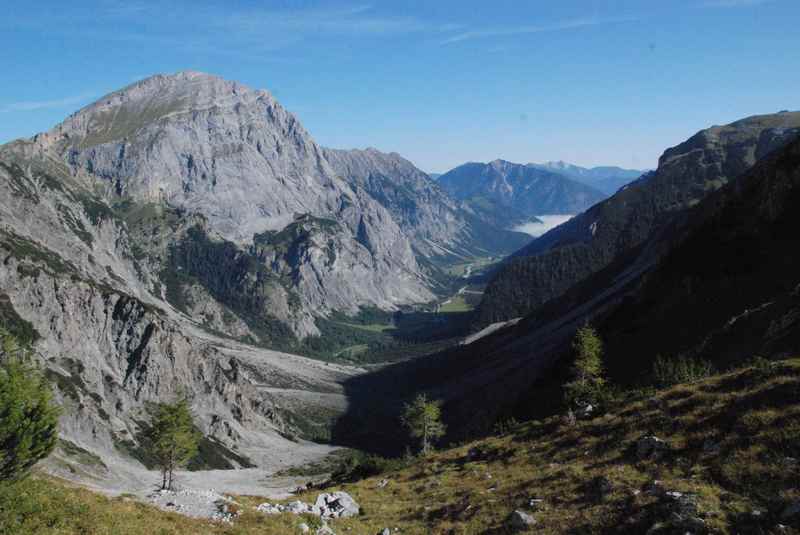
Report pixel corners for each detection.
[402,394,446,455]
[564,325,606,408]
[0,328,60,482]
[145,397,199,490]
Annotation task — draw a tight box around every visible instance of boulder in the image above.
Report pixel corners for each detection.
[256,502,285,514]
[664,491,699,516]
[286,500,313,514]
[257,491,359,520]
[507,510,537,531]
[314,492,360,519]
[651,491,707,533]
[636,435,670,460]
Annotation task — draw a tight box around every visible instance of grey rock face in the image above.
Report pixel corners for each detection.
[0,145,358,483]
[33,71,433,331]
[323,147,531,260]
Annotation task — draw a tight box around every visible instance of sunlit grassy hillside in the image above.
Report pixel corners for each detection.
[2,358,799,534]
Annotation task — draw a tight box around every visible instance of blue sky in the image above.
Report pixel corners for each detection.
[1,0,797,172]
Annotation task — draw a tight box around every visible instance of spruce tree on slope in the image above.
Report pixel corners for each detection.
[0,328,60,482]
[145,398,199,490]
[402,394,446,455]
[564,325,606,411]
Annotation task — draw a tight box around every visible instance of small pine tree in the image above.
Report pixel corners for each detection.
[145,398,199,490]
[564,325,606,408]
[401,394,446,455]
[0,328,60,482]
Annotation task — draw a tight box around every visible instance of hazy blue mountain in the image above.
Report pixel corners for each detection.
[437,159,607,228]
[532,161,645,195]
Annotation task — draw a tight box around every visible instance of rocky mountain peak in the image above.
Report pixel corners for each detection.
[438,158,607,224]
[36,71,281,153]
[5,72,437,340]
[34,72,346,242]
[488,158,513,170]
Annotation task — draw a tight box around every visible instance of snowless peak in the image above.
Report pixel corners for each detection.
[489,158,514,169]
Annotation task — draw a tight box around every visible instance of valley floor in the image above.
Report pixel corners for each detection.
[5,357,799,534]
[45,438,341,507]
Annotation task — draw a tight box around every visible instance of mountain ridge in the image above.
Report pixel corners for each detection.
[532,160,645,194]
[321,147,530,262]
[476,110,800,325]
[437,159,607,229]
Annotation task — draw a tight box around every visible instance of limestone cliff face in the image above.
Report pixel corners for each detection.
[0,153,357,478]
[323,147,531,261]
[32,71,432,334]
[0,71,493,479]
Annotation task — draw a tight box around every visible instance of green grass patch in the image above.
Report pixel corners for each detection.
[439,294,472,313]
[57,439,107,470]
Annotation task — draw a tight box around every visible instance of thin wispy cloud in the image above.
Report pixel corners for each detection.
[0,93,95,113]
[700,0,773,7]
[441,16,637,44]
[221,4,437,37]
[0,3,460,59]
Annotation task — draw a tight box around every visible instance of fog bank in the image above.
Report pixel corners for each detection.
[514,215,575,237]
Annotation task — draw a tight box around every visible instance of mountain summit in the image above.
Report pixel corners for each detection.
[437,159,607,228]
[22,71,447,335]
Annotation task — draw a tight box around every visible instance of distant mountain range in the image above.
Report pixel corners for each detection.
[436,159,607,228]
[531,161,645,195]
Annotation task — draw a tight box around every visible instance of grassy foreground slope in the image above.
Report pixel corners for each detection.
[3,358,799,534]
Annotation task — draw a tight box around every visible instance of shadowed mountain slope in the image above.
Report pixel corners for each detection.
[477,111,800,325]
[333,121,800,451]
